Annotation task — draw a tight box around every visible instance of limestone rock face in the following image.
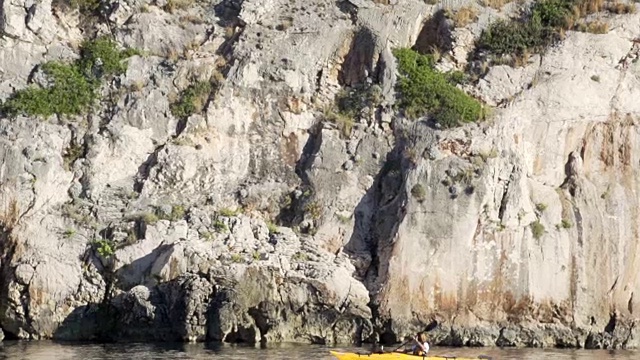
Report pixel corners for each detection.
[360,18,640,348]
[1,0,640,349]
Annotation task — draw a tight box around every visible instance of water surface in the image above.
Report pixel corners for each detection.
[0,341,637,359]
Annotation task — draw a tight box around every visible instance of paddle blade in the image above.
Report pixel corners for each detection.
[424,319,439,332]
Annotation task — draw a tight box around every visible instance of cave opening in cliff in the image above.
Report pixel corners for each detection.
[413,9,453,56]
[339,28,377,87]
[0,326,19,340]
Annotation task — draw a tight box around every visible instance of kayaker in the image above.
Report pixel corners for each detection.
[405,332,429,356]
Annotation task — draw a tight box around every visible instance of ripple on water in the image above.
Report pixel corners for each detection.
[0,342,637,360]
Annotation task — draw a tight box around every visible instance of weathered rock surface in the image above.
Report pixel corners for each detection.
[359,13,640,349]
[1,0,640,349]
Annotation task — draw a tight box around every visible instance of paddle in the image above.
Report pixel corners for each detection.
[388,319,440,353]
[391,337,413,353]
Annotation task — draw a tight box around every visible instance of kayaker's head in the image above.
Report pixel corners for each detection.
[417,332,427,343]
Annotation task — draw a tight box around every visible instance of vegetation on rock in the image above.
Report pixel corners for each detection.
[94,239,115,257]
[322,83,382,139]
[170,81,214,120]
[53,0,101,14]
[477,0,612,63]
[530,220,546,239]
[393,48,483,127]
[411,184,427,201]
[1,37,138,118]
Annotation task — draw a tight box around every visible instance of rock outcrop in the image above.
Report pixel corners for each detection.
[2,0,640,349]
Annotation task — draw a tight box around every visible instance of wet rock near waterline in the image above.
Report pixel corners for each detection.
[45,214,373,344]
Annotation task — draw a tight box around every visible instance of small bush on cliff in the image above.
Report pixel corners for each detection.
[213,220,227,233]
[163,205,186,221]
[560,218,573,228]
[141,212,159,225]
[53,0,101,15]
[2,63,95,117]
[291,251,309,262]
[393,48,483,127]
[322,107,354,139]
[94,239,115,257]
[170,81,214,120]
[266,221,279,235]
[1,37,137,118]
[477,19,550,59]
[79,37,137,78]
[322,83,382,139]
[477,0,606,63]
[230,253,244,263]
[218,208,238,217]
[530,220,545,239]
[411,184,427,201]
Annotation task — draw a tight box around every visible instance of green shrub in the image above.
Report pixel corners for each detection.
[535,203,547,212]
[336,84,382,117]
[393,48,483,127]
[530,220,545,239]
[3,63,95,117]
[170,81,213,119]
[168,205,186,221]
[411,184,427,201]
[291,251,310,262]
[335,213,351,224]
[218,208,238,217]
[63,228,76,238]
[477,0,603,61]
[213,220,228,232]
[445,70,469,85]
[560,218,573,228]
[266,221,279,235]
[304,201,323,220]
[79,37,132,78]
[141,212,159,225]
[531,0,575,28]
[477,19,550,57]
[94,239,115,257]
[2,37,137,118]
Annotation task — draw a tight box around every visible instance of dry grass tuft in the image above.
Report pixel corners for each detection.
[164,0,194,14]
[480,0,512,9]
[607,1,637,14]
[576,20,609,33]
[451,6,479,27]
[0,199,19,230]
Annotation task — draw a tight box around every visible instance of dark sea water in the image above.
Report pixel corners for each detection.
[0,342,637,359]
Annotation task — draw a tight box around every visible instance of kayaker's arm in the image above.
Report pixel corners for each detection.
[413,337,428,353]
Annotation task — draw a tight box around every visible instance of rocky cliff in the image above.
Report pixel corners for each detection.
[1,0,640,349]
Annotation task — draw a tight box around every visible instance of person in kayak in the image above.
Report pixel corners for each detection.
[401,332,429,356]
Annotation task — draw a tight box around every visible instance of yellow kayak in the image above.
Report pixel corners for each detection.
[329,351,486,360]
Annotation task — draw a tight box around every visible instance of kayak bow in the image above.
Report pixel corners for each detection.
[329,351,485,360]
